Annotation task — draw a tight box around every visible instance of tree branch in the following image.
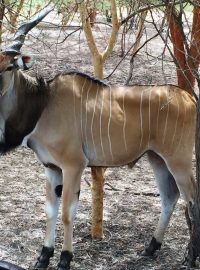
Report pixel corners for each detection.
[102,0,120,61]
[77,0,99,57]
[105,32,159,80]
[121,0,188,25]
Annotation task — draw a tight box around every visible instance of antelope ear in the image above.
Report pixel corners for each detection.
[14,55,34,70]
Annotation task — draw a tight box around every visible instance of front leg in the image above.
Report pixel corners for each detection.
[57,164,85,270]
[35,167,62,269]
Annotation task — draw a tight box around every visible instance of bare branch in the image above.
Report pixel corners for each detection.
[77,0,99,57]
[102,0,120,61]
[121,0,188,25]
[105,32,159,80]
[57,26,82,44]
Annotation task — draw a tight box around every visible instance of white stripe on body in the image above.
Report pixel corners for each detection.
[186,103,193,144]
[91,85,99,158]
[156,91,161,138]
[148,87,152,147]
[72,74,78,132]
[108,86,114,161]
[100,88,106,160]
[122,89,128,153]
[171,90,180,147]
[84,81,93,154]
[175,93,186,153]
[162,89,170,144]
[80,78,87,141]
[139,90,144,149]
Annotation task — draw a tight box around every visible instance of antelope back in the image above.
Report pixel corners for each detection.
[41,73,196,167]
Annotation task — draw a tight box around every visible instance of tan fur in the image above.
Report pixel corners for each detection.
[39,75,196,167]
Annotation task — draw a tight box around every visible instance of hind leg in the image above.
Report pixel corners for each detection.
[164,156,195,225]
[164,156,196,262]
[164,155,195,209]
[143,151,180,256]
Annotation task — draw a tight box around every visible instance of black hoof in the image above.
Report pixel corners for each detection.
[142,237,162,257]
[34,246,54,269]
[141,249,154,257]
[57,251,73,270]
[34,260,49,269]
[181,243,198,269]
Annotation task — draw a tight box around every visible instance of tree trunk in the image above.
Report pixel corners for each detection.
[88,8,96,27]
[186,3,200,88]
[59,7,73,30]
[93,55,104,80]
[0,0,5,45]
[77,0,119,240]
[184,96,200,267]
[166,6,191,92]
[166,4,200,95]
[132,10,147,54]
[120,23,126,57]
[10,0,25,33]
[91,54,105,239]
[125,10,147,82]
[91,167,105,239]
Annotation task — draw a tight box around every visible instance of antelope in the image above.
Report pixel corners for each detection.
[0,7,196,270]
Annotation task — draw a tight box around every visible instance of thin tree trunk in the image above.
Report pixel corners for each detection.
[10,0,25,32]
[120,23,126,57]
[132,10,147,54]
[166,4,200,94]
[77,0,119,239]
[186,3,200,87]
[91,167,105,239]
[93,55,104,80]
[60,7,73,30]
[0,0,5,45]
[125,10,147,83]
[166,6,191,92]
[88,7,96,27]
[91,0,119,237]
[91,55,105,239]
[184,96,200,267]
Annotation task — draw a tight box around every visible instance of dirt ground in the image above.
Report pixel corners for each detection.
[0,10,197,270]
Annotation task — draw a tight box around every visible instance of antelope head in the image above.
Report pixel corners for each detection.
[0,7,52,97]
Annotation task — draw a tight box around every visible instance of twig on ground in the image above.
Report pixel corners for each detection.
[84,178,91,187]
[104,183,121,191]
[133,192,160,197]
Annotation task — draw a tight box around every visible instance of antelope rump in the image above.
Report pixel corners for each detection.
[0,7,196,270]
